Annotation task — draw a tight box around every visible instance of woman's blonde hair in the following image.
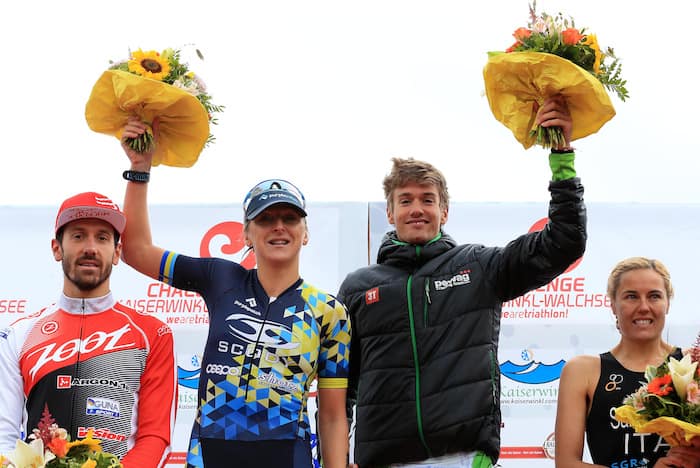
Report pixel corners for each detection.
[606,256,674,300]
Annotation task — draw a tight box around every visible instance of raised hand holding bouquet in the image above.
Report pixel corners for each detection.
[483,2,628,149]
[614,334,700,447]
[0,405,122,468]
[85,46,223,168]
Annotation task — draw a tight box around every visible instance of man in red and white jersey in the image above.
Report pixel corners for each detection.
[0,192,177,467]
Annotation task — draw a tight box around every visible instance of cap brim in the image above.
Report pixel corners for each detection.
[246,200,307,221]
[55,207,126,234]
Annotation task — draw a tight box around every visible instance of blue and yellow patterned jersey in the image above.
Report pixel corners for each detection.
[159,252,351,467]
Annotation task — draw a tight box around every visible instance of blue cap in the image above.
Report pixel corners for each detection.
[243,179,307,220]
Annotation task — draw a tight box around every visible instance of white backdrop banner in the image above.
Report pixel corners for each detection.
[1,201,699,466]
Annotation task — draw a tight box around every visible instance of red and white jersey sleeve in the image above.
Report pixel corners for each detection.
[0,315,31,452]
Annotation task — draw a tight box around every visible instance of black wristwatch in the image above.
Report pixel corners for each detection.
[122,170,150,183]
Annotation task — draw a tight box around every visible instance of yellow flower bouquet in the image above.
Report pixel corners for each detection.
[85,47,224,168]
[0,405,122,468]
[614,337,700,447]
[483,2,627,149]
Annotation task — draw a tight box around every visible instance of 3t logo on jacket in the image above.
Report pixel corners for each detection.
[365,288,379,305]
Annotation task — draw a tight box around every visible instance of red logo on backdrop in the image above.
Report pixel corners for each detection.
[57,375,71,389]
[365,288,380,305]
[200,222,256,269]
[528,217,582,273]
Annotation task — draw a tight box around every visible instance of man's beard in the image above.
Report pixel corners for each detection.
[63,256,113,292]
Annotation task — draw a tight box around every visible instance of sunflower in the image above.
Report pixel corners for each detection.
[66,430,103,453]
[128,49,171,81]
[582,34,602,74]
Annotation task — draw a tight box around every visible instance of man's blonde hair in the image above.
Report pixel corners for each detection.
[382,157,449,211]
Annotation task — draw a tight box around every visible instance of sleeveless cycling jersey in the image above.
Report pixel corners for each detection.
[158,252,351,468]
[586,349,682,467]
[0,293,177,468]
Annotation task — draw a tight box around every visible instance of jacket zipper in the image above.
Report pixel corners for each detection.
[407,274,432,458]
[423,278,431,327]
[69,298,86,436]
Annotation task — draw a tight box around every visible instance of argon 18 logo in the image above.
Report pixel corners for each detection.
[528,217,583,273]
[225,313,299,350]
[27,324,134,380]
[200,221,256,269]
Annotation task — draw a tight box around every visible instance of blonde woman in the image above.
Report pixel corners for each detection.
[555,257,700,468]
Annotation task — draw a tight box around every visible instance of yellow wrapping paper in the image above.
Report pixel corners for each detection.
[483,51,616,149]
[85,70,210,168]
[615,405,700,447]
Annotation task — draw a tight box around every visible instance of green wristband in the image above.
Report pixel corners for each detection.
[549,152,576,181]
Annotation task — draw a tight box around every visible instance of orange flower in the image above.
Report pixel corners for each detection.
[648,374,674,396]
[505,41,521,53]
[512,27,532,42]
[47,436,69,458]
[561,27,584,45]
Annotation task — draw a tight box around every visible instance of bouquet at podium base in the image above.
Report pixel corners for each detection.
[0,404,122,467]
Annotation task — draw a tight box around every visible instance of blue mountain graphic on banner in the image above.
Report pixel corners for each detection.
[178,366,201,389]
[500,359,566,384]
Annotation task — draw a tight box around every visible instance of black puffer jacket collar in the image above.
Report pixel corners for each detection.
[377,230,458,269]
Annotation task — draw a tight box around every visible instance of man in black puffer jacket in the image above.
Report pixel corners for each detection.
[338,96,587,468]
